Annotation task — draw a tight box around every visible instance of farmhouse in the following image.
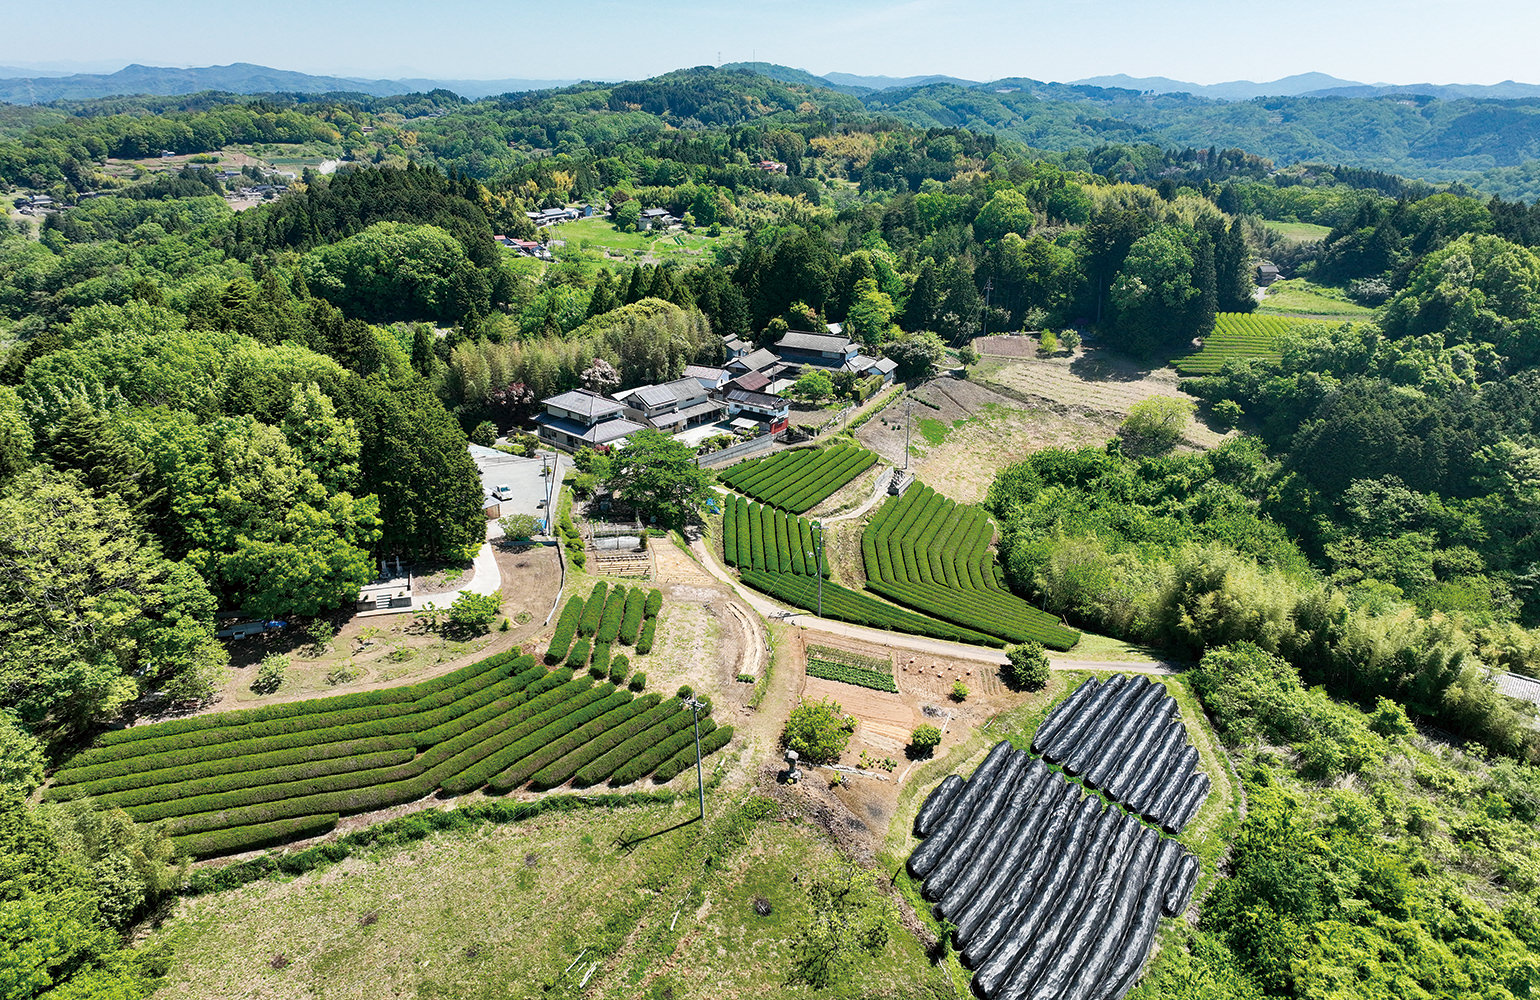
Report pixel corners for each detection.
[774,330,860,369]
[615,376,726,434]
[534,389,645,452]
[682,364,728,390]
[715,386,790,434]
[725,347,781,377]
[721,334,752,359]
[1256,263,1282,286]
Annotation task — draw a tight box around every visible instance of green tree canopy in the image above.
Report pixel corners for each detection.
[301,221,479,323]
[604,429,715,528]
[781,697,852,765]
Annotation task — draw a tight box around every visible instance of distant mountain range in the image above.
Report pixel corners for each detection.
[0,63,578,104]
[4,61,1540,105]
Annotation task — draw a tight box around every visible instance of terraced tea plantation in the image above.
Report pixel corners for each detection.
[863,484,1079,650]
[721,495,829,577]
[1172,312,1307,375]
[47,647,731,859]
[910,741,1200,1000]
[739,569,1000,646]
[719,444,878,513]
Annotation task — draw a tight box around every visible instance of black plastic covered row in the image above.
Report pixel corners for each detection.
[909,741,1204,1000]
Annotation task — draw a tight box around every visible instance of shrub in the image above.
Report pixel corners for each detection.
[782,698,851,765]
[677,685,693,698]
[447,591,501,636]
[590,643,611,680]
[597,587,627,644]
[628,672,646,692]
[565,637,592,669]
[546,596,584,664]
[609,653,630,686]
[173,812,340,859]
[636,618,658,655]
[306,620,335,653]
[910,724,942,755]
[531,694,667,789]
[609,706,714,785]
[572,705,691,787]
[326,665,357,686]
[951,681,969,702]
[619,588,647,644]
[1003,641,1051,691]
[578,582,608,636]
[252,655,288,695]
[644,589,663,618]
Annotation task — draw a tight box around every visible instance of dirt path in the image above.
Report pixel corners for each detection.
[686,534,1177,676]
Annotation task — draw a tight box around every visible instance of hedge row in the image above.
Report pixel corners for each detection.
[156,673,587,836]
[565,637,592,669]
[722,445,877,514]
[722,496,827,578]
[619,588,646,644]
[628,672,646,692]
[127,670,578,825]
[596,587,627,644]
[636,618,657,655]
[89,649,514,748]
[609,704,714,786]
[409,660,550,749]
[652,722,733,783]
[55,655,523,783]
[61,653,517,771]
[96,747,418,810]
[572,702,691,787]
[484,692,643,791]
[185,790,679,877]
[738,570,1001,646]
[644,589,662,618]
[608,653,630,686]
[862,485,1080,649]
[46,732,418,801]
[171,813,341,859]
[545,595,585,664]
[438,683,624,795]
[590,643,611,679]
[527,694,665,790]
[578,582,608,637]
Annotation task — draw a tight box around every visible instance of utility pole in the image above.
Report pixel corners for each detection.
[904,400,913,471]
[979,277,993,347]
[683,695,707,820]
[812,522,825,618]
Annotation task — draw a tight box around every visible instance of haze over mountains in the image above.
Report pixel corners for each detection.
[3,60,1540,105]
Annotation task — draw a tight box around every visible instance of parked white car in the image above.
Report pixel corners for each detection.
[495,484,514,500]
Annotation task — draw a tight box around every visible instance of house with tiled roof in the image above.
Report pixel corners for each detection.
[615,377,725,434]
[534,389,644,452]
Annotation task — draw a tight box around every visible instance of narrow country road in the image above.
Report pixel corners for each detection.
[817,464,894,523]
[686,536,1176,676]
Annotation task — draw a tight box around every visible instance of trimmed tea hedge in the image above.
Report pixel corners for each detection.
[565,637,592,669]
[720,445,878,513]
[572,704,692,787]
[546,595,584,664]
[171,813,340,857]
[739,569,1001,646]
[619,588,646,644]
[636,617,657,655]
[50,643,706,858]
[644,588,662,618]
[652,724,733,782]
[578,582,608,637]
[862,484,1079,650]
[529,694,667,790]
[597,587,627,644]
[608,652,630,686]
[590,643,612,679]
[722,496,827,578]
[609,704,714,785]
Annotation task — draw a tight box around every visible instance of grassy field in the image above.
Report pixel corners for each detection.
[1256,278,1376,319]
[554,216,725,264]
[152,793,950,1000]
[1265,220,1333,243]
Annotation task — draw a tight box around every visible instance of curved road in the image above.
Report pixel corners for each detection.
[688,536,1175,676]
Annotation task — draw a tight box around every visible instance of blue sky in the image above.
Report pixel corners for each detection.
[6,0,1537,85]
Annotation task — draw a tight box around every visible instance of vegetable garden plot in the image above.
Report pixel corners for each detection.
[861,483,1079,650]
[48,647,729,859]
[909,741,1199,1000]
[719,444,878,513]
[1032,676,1209,834]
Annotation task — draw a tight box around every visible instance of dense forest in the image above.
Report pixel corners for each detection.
[5,66,1540,999]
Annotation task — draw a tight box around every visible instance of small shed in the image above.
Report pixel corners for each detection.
[1256,263,1282,287]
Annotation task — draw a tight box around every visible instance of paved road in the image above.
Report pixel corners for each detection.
[687,536,1175,675]
[818,464,894,524]
[412,542,503,611]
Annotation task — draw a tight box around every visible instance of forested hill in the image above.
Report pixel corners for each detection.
[10,64,1540,196]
